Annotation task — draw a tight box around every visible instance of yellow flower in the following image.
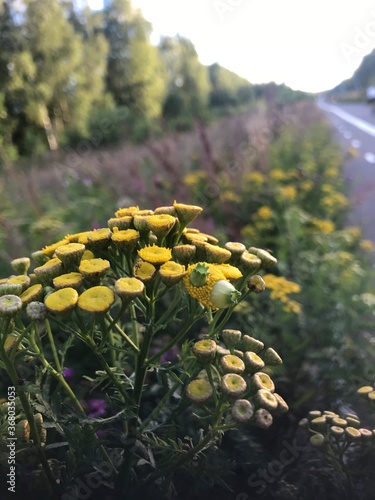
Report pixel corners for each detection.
[173,201,203,226]
[20,284,43,305]
[111,229,140,252]
[7,275,30,292]
[81,250,95,260]
[138,245,172,265]
[79,258,110,281]
[86,228,112,250]
[270,169,289,181]
[203,243,232,264]
[221,191,241,203]
[215,263,242,281]
[311,218,335,234]
[159,261,187,286]
[183,263,228,309]
[263,273,301,314]
[146,214,177,238]
[55,243,86,266]
[34,258,63,284]
[186,379,213,404]
[45,288,78,314]
[66,231,92,243]
[107,216,133,231]
[114,206,139,217]
[243,171,265,184]
[360,240,374,251]
[77,286,115,314]
[53,272,83,290]
[278,185,297,201]
[41,238,70,257]
[133,260,156,282]
[114,277,144,301]
[256,206,274,220]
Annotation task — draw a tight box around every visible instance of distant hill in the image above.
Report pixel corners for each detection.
[328,48,375,101]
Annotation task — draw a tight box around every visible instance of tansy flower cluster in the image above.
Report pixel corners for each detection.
[262,273,301,314]
[186,328,288,429]
[0,202,280,321]
[299,409,375,448]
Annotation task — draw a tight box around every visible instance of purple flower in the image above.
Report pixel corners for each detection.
[85,399,107,418]
[62,368,75,382]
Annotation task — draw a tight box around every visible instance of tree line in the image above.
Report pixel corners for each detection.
[0,0,305,164]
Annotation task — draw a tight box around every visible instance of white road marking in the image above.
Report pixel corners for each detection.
[318,101,375,138]
[351,139,361,148]
[364,152,375,163]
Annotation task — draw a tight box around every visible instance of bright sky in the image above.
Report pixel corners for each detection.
[88,0,375,93]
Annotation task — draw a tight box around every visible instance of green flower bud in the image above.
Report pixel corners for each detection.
[331,417,348,428]
[308,410,322,419]
[330,426,345,439]
[310,433,325,447]
[221,329,242,348]
[231,399,254,423]
[310,416,327,431]
[225,242,246,265]
[357,385,373,395]
[298,418,309,428]
[210,280,241,309]
[0,295,23,318]
[31,250,49,267]
[221,373,247,397]
[264,347,283,366]
[186,379,213,404]
[189,263,209,287]
[220,354,245,374]
[248,247,277,268]
[247,275,266,294]
[273,393,289,415]
[244,351,265,374]
[192,339,217,363]
[359,428,373,440]
[242,335,264,353]
[346,416,360,428]
[11,257,31,275]
[254,389,278,411]
[172,244,196,265]
[253,408,273,429]
[26,301,47,321]
[250,372,275,393]
[239,251,261,273]
[0,283,23,296]
[345,426,361,441]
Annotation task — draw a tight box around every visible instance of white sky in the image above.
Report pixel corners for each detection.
[88,0,375,93]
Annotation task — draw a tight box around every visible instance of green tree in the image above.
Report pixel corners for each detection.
[208,63,253,108]
[103,0,166,118]
[159,35,211,120]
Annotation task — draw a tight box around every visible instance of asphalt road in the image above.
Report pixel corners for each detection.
[318,100,375,243]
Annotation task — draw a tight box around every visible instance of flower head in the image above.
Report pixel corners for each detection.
[133,260,156,282]
[221,373,247,397]
[186,379,213,404]
[210,280,241,309]
[45,288,78,314]
[0,295,23,318]
[53,272,83,290]
[78,286,115,314]
[20,284,44,305]
[231,399,254,423]
[26,301,46,321]
[42,239,70,257]
[7,275,31,292]
[138,245,172,265]
[55,243,86,267]
[34,258,63,285]
[79,258,110,282]
[146,214,177,238]
[192,339,217,363]
[159,261,187,286]
[115,277,144,302]
[173,201,203,226]
[111,229,140,252]
[10,257,30,275]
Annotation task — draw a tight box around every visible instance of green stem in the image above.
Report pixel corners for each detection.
[105,314,140,353]
[45,318,62,372]
[0,349,60,499]
[147,313,204,365]
[129,303,139,349]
